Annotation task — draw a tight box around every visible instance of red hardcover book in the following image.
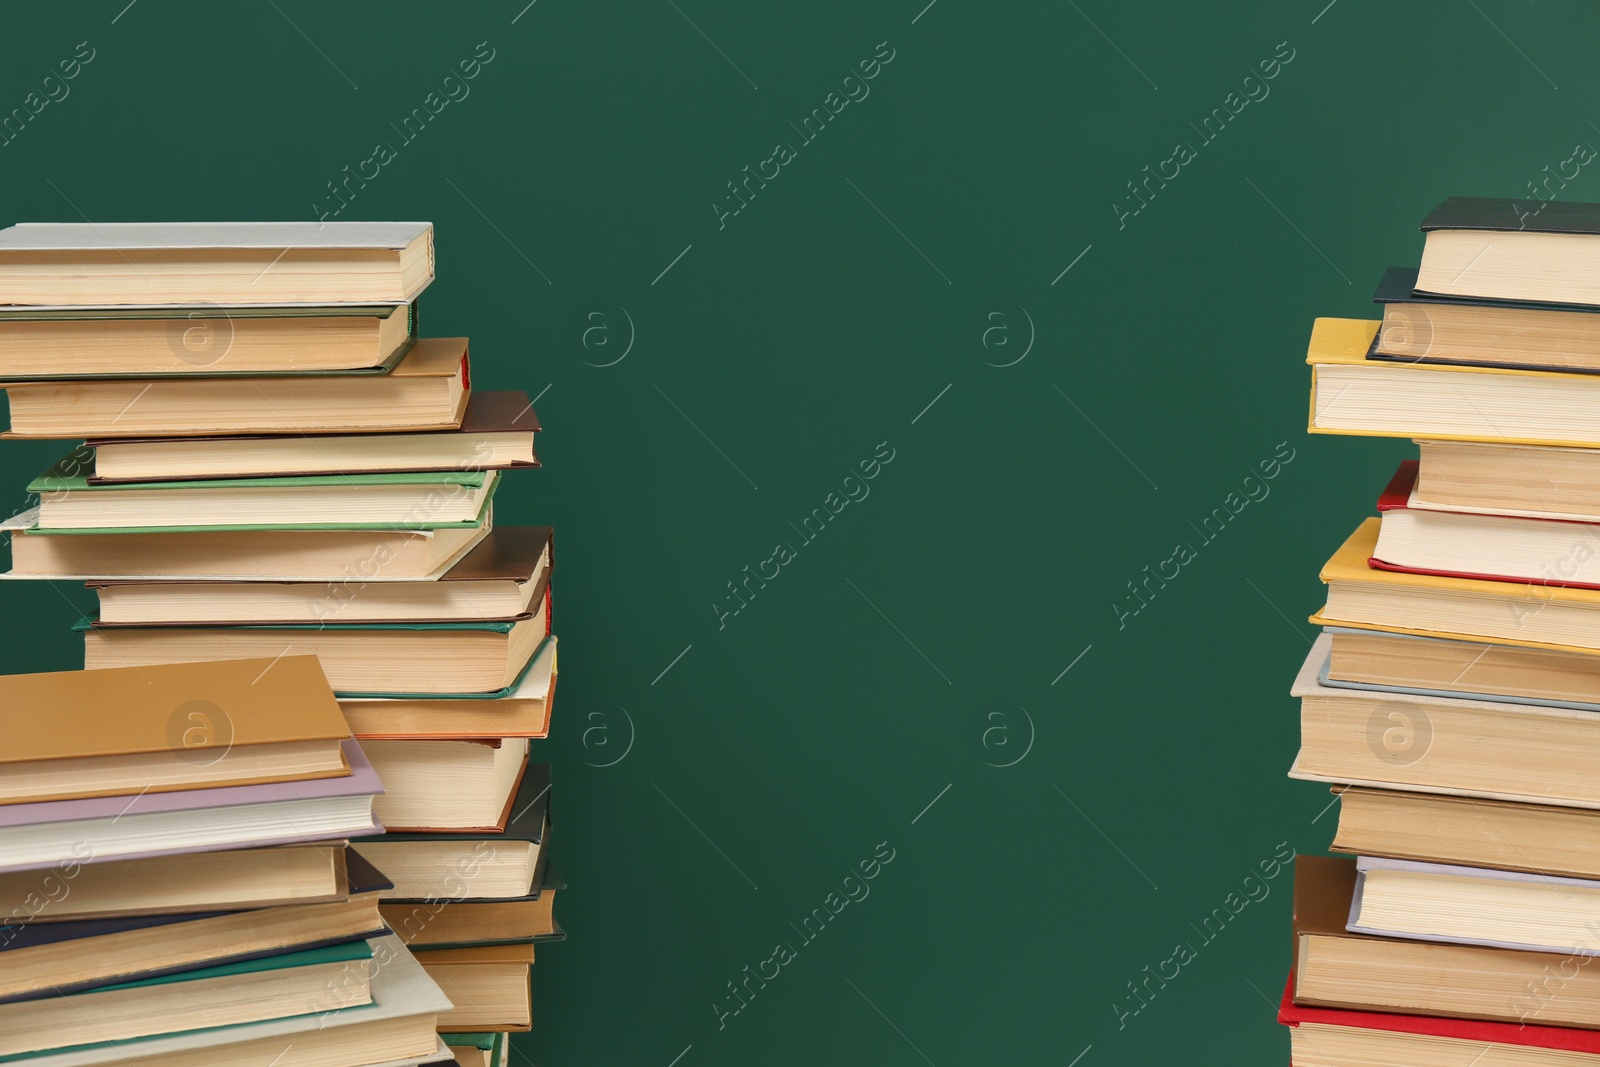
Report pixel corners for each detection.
[1368,461,1600,590]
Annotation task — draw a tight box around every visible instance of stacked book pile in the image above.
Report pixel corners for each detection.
[1279,197,1600,1064]
[0,657,453,1066]
[0,222,560,1065]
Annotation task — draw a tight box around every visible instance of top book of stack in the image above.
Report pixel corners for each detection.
[1416,197,1600,307]
[0,221,434,308]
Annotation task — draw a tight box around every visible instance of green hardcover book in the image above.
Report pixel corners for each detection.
[21,459,497,533]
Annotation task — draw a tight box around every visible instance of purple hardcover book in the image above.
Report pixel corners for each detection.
[0,739,383,874]
[1349,854,1600,954]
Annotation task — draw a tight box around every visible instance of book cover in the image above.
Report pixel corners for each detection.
[0,654,347,767]
[1421,196,1600,235]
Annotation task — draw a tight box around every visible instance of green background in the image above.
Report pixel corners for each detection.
[0,1,1589,1062]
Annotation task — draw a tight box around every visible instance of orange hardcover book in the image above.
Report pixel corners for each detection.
[0,655,350,804]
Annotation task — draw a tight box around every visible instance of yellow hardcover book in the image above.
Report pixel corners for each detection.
[1311,517,1600,655]
[1306,317,1600,446]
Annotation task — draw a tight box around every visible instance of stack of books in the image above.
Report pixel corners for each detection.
[1281,197,1600,1064]
[0,222,559,1065]
[0,657,455,1066]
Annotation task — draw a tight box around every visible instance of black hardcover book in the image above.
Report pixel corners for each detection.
[1422,196,1600,234]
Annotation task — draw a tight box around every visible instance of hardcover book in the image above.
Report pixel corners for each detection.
[1417,196,1600,307]
[1307,316,1600,446]
[0,656,349,804]
[1,336,469,439]
[0,303,415,381]
[0,738,383,873]
[85,390,539,482]
[0,221,434,307]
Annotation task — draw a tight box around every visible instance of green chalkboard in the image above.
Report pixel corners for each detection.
[0,1,1593,1062]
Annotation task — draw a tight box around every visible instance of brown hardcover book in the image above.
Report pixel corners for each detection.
[91,527,552,626]
[1332,786,1600,880]
[87,390,539,482]
[1,337,468,439]
[0,656,349,804]
[1294,854,1600,1027]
